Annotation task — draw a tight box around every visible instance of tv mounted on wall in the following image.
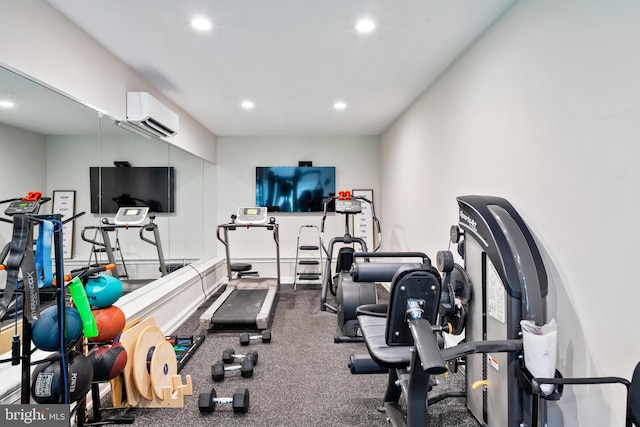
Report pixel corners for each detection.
[90,166,175,214]
[256,166,335,212]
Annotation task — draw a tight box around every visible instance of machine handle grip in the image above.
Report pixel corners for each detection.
[409,318,447,375]
[440,339,523,362]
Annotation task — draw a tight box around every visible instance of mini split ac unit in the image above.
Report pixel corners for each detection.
[124,92,179,138]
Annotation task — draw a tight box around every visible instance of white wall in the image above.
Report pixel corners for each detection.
[380,0,640,425]
[0,124,47,249]
[0,0,216,163]
[217,136,380,279]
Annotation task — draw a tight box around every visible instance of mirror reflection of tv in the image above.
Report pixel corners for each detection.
[90,166,175,213]
[256,166,335,213]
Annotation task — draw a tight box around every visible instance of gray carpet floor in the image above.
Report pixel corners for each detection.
[91,283,480,426]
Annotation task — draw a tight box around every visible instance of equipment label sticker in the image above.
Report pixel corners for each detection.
[487,354,500,371]
[487,260,505,323]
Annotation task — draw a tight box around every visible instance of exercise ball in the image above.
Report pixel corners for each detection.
[31,351,94,403]
[85,274,123,308]
[32,305,83,351]
[87,343,128,381]
[89,306,126,343]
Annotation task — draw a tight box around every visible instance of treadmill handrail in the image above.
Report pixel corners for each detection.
[216,224,229,247]
[216,221,281,285]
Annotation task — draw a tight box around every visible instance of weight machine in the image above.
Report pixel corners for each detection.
[353,195,557,426]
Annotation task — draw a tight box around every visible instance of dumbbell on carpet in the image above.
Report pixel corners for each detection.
[239,330,271,346]
[198,387,250,414]
[222,348,259,366]
[212,359,253,381]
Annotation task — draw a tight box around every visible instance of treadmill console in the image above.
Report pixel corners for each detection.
[114,207,149,225]
[236,207,268,224]
[335,199,362,214]
[5,201,41,216]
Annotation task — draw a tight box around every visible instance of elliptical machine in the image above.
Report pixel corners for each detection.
[320,190,381,342]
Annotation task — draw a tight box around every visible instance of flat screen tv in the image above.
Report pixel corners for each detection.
[256,166,335,212]
[90,166,175,214]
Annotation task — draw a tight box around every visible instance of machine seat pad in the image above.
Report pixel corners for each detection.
[358,314,411,369]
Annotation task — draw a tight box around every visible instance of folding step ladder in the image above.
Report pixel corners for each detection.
[294,225,322,291]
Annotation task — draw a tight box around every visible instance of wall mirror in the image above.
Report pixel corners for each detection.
[0,64,212,309]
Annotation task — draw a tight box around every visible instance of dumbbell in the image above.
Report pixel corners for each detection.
[239,330,271,346]
[198,387,250,414]
[212,359,253,382]
[222,348,259,366]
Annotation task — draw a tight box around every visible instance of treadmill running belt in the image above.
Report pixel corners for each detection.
[211,289,269,324]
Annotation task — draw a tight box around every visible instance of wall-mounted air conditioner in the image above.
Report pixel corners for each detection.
[125,92,179,138]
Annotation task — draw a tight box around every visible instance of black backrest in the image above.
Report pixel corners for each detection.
[386,264,442,346]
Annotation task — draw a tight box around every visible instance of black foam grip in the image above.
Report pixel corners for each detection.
[351,263,421,282]
[348,354,388,374]
[409,318,447,375]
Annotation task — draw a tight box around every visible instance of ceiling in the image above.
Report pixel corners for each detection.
[42,0,513,137]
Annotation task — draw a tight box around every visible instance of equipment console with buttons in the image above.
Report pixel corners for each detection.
[235,207,268,225]
[114,207,150,226]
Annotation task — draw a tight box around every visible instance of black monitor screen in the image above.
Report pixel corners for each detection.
[256,166,335,212]
[90,166,175,213]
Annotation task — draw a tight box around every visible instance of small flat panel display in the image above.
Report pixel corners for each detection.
[4,201,40,215]
[236,207,268,224]
[335,199,362,214]
[256,166,335,212]
[114,206,149,225]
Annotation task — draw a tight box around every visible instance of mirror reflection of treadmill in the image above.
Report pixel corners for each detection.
[199,207,280,330]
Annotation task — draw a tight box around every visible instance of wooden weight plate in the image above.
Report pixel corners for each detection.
[116,317,155,407]
[149,339,178,398]
[132,325,166,400]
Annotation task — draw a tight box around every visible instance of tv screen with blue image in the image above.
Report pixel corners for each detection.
[256,166,335,212]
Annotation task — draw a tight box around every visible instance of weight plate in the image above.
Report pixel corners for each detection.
[149,339,178,398]
[132,325,166,400]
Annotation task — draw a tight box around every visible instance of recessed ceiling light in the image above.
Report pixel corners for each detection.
[0,100,15,109]
[355,19,375,32]
[334,101,346,110]
[241,100,254,110]
[191,17,212,31]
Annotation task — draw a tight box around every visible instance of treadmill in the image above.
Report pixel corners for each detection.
[200,207,280,330]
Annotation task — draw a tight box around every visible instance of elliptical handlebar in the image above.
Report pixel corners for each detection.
[319,193,382,255]
[353,196,382,252]
[319,195,337,256]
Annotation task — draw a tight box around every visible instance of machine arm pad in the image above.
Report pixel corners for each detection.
[409,318,447,375]
[351,262,422,282]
